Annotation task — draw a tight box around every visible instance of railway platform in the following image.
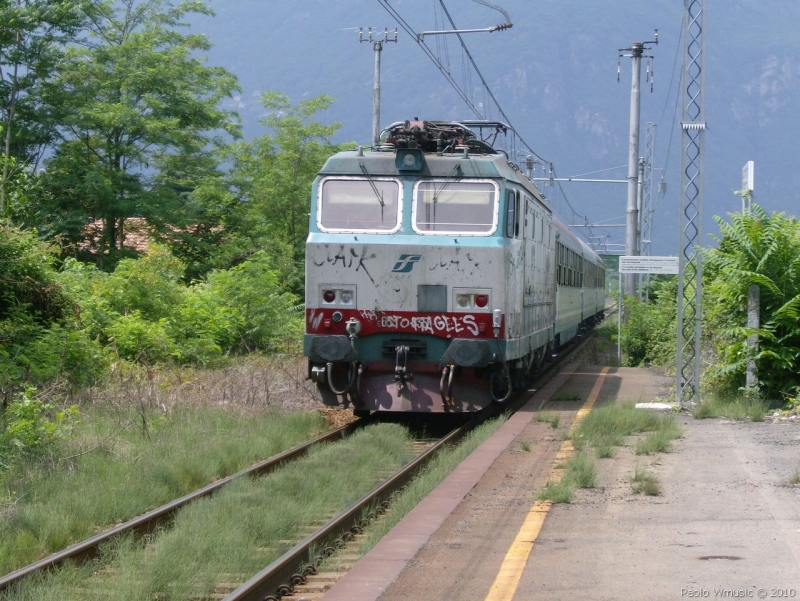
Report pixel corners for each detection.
[318,364,800,601]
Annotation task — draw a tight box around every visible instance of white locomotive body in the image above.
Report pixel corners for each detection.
[304,121,605,413]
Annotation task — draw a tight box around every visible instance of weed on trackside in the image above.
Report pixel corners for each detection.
[692,394,767,422]
[536,452,597,504]
[631,465,661,496]
[537,402,681,504]
[2,423,417,601]
[786,468,800,486]
[536,412,561,429]
[0,407,327,576]
[571,401,682,454]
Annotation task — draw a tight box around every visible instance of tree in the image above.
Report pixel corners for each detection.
[703,204,800,398]
[36,0,239,266]
[0,0,87,216]
[223,93,350,292]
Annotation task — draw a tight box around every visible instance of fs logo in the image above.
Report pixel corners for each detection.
[392,254,422,273]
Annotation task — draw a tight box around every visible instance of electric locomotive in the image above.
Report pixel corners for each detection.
[304,120,605,414]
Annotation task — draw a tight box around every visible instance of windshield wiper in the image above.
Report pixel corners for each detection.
[433,164,461,204]
[359,161,385,221]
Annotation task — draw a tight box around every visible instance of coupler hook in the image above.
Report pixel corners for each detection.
[394,345,412,396]
[439,365,456,405]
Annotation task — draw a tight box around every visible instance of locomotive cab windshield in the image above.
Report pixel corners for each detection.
[413,180,498,235]
[318,177,402,232]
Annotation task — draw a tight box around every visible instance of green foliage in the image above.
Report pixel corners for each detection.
[0,387,79,469]
[692,394,769,422]
[0,223,69,324]
[0,0,87,217]
[34,0,239,263]
[202,251,302,353]
[783,388,800,415]
[99,245,185,321]
[702,204,800,398]
[59,245,301,365]
[221,92,352,293]
[620,276,677,367]
[631,466,661,496]
[0,225,104,393]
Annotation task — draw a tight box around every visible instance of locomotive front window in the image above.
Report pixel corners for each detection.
[318,178,401,232]
[413,180,498,235]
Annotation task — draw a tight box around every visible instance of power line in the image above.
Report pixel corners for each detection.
[377,0,600,246]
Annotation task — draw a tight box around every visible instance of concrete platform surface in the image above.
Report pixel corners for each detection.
[320,366,800,601]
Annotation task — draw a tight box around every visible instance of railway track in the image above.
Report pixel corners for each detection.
[221,331,598,601]
[220,426,470,601]
[0,418,369,595]
[1,328,600,601]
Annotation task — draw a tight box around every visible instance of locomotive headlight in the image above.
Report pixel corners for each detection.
[453,288,491,312]
[395,148,424,171]
[319,285,356,306]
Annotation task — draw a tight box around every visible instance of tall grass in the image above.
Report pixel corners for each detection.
[350,417,506,561]
[573,402,682,453]
[536,452,597,504]
[692,394,767,422]
[0,406,326,575]
[631,465,661,496]
[2,423,416,601]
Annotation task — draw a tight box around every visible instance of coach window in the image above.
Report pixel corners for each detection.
[318,177,402,233]
[413,179,498,235]
[505,190,520,238]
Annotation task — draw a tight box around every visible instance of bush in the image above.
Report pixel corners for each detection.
[702,205,800,398]
[60,246,302,366]
[620,277,677,367]
[203,251,303,353]
[0,387,79,469]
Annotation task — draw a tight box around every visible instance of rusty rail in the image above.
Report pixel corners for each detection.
[222,422,471,601]
[0,418,369,594]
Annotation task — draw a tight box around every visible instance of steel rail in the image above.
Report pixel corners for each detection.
[1,320,605,597]
[223,423,471,601]
[0,418,370,593]
[222,327,602,601]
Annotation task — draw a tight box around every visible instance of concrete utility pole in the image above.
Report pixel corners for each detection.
[641,123,658,301]
[636,157,645,292]
[742,160,758,390]
[619,33,658,298]
[360,28,397,148]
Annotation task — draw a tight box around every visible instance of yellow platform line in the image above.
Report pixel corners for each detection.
[483,366,610,601]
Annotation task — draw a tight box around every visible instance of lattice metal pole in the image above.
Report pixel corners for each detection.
[677,0,706,406]
[641,123,657,301]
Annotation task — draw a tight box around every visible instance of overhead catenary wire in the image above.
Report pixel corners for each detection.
[378,0,603,247]
[646,21,684,215]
